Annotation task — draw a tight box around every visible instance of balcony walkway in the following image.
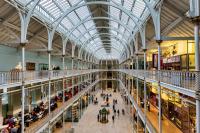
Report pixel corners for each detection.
[74,90,133,133]
[131,91,182,133]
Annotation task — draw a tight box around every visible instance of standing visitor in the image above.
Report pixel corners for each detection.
[92,95,94,103]
[97,114,100,122]
[112,115,115,123]
[117,109,120,117]
[122,109,125,115]
[113,104,115,111]
[114,109,116,116]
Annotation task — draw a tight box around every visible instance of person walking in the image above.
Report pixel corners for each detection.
[92,95,94,103]
[112,104,115,111]
[117,109,120,117]
[114,109,116,116]
[97,114,100,122]
[122,109,125,115]
[112,115,115,123]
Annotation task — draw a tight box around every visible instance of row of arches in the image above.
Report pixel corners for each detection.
[10,0,164,63]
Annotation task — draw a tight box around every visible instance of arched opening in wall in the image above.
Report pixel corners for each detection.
[107,81,112,90]
[65,40,72,56]
[0,1,21,49]
[74,45,79,58]
[145,18,155,70]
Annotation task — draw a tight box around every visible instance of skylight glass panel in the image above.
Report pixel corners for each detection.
[54,0,70,12]
[89,30,97,35]
[94,38,101,42]
[111,41,120,49]
[119,26,125,33]
[128,19,135,29]
[90,40,94,45]
[110,7,120,19]
[111,21,118,29]
[84,20,94,29]
[96,49,106,55]
[34,5,53,21]
[141,8,149,20]
[78,25,87,34]
[84,33,90,40]
[110,0,121,5]
[90,44,99,50]
[76,6,90,20]
[89,30,97,37]
[80,37,86,43]
[93,45,103,50]
[18,0,158,60]
[111,30,117,36]
[124,30,129,38]
[39,0,61,19]
[132,1,146,18]
[121,12,129,23]
[72,29,81,37]
[124,0,133,11]
[62,18,73,30]
[69,0,83,6]
[118,34,123,39]
[68,11,80,25]
[25,1,34,7]
[17,0,31,5]
[94,43,101,47]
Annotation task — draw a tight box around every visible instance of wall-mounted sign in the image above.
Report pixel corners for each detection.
[163,56,180,64]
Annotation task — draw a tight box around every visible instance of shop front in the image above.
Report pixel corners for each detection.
[147,82,196,133]
[148,40,195,71]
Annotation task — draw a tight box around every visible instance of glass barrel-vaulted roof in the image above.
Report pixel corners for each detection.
[14,0,157,60]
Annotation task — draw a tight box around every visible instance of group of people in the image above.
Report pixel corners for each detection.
[96,92,127,124]
[1,94,62,133]
[92,95,98,105]
[111,99,125,123]
[2,116,21,133]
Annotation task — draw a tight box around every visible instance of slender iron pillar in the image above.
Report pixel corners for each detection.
[21,43,26,133]
[48,50,51,132]
[157,40,162,133]
[143,49,147,133]
[194,22,200,133]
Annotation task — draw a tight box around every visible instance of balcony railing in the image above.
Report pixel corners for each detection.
[25,80,99,133]
[0,70,98,86]
[120,69,200,91]
[0,69,199,91]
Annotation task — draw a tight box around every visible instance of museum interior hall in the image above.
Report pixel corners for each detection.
[0,0,199,133]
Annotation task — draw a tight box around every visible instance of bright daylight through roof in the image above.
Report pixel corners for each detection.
[0,0,199,133]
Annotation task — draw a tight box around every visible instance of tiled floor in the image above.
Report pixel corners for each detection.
[53,89,182,133]
[74,90,133,133]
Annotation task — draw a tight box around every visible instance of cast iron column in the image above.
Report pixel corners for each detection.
[157,40,162,133]
[20,42,26,133]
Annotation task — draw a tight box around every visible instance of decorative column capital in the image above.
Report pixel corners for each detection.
[20,42,27,47]
[156,40,163,44]
[143,49,147,52]
[189,16,200,24]
[47,50,51,54]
